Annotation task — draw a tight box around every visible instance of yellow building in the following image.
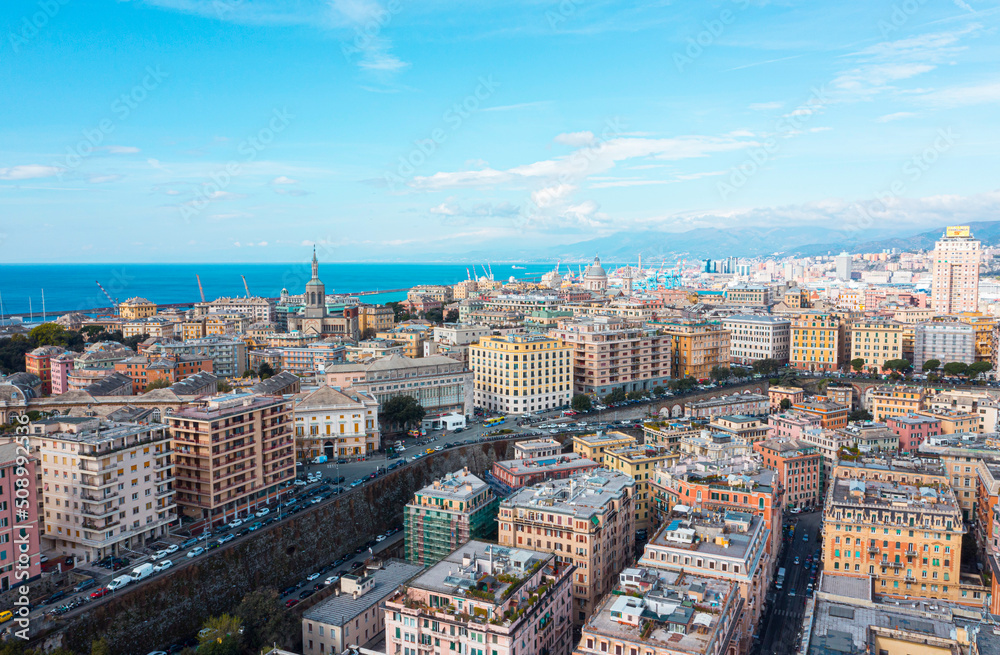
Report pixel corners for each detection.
[870,385,925,422]
[359,304,395,335]
[849,320,906,372]
[915,409,980,434]
[603,444,679,531]
[182,319,206,340]
[375,326,428,358]
[571,430,636,465]
[822,465,976,605]
[469,333,573,414]
[118,297,157,319]
[654,319,730,381]
[790,312,845,373]
[955,312,997,364]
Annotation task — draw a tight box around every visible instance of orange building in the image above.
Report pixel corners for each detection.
[25,345,66,396]
[114,354,213,393]
[753,438,823,509]
[791,397,850,429]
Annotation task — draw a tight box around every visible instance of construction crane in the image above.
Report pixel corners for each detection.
[196,275,206,303]
[95,280,119,314]
[466,268,472,282]
[487,262,494,280]
[241,275,251,298]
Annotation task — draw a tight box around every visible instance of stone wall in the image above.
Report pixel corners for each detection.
[52,439,518,654]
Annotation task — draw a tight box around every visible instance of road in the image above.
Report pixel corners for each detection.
[756,510,823,655]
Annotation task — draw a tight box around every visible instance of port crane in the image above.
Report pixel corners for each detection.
[95,280,119,314]
[241,275,251,298]
[196,275,206,303]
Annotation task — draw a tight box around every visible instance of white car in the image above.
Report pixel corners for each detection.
[324,575,340,585]
[228,518,243,529]
[294,479,308,486]
[255,508,271,518]
[153,559,174,573]
[186,547,205,558]
[376,534,386,542]
[152,549,169,560]
[307,572,321,581]
[163,544,179,555]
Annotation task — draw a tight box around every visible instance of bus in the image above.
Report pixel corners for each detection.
[484,416,506,427]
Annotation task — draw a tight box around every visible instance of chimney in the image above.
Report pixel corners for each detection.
[335,588,340,596]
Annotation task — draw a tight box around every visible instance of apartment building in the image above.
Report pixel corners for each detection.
[470,334,573,414]
[914,322,976,366]
[383,542,574,655]
[709,416,768,443]
[152,336,247,378]
[822,473,976,605]
[927,389,1000,433]
[167,393,295,527]
[915,408,980,434]
[789,312,844,373]
[753,438,821,509]
[723,284,772,306]
[358,304,395,335]
[194,296,274,323]
[423,324,492,366]
[572,432,636,465]
[919,435,1000,521]
[655,320,731,381]
[25,345,65,395]
[574,568,742,655]
[790,398,849,429]
[118,297,157,320]
[685,393,769,419]
[642,419,706,448]
[326,354,473,419]
[932,226,981,315]
[848,320,906,372]
[405,468,500,566]
[603,445,679,531]
[638,511,770,655]
[122,317,179,339]
[836,422,900,453]
[869,385,925,422]
[292,385,380,460]
[514,438,561,459]
[824,384,854,409]
[548,316,671,397]
[30,418,176,563]
[956,312,997,364]
[766,386,804,412]
[886,414,941,453]
[678,432,750,461]
[722,315,790,366]
[491,453,599,491]
[497,471,635,625]
[114,354,213,393]
[376,326,430,358]
[407,285,454,304]
[0,443,42,589]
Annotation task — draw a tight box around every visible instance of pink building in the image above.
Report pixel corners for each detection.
[768,412,821,440]
[0,442,42,590]
[49,352,78,396]
[887,414,942,454]
[384,542,574,655]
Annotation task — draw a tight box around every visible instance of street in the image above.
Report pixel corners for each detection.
[757,510,823,655]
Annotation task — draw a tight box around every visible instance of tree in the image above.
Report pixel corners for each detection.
[883,359,912,374]
[850,358,865,373]
[217,380,233,393]
[571,394,592,412]
[922,359,941,372]
[969,361,994,379]
[626,390,646,401]
[603,388,627,405]
[848,409,873,422]
[234,589,299,653]
[942,361,969,377]
[197,614,243,655]
[445,309,459,323]
[779,398,791,411]
[360,327,378,341]
[145,378,171,391]
[709,365,731,382]
[382,395,426,430]
[424,307,444,324]
[751,358,781,376]
[652,386,665,396]
[91,638,112,655]
[29,323,70,347]
[258,362,275,379]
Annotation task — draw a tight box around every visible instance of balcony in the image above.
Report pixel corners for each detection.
[868,545,880,554]
[82,517,121,531]
[81,490,119,503]
[80,475,115,490]
[904,574,916,582]
[81,503,118,519]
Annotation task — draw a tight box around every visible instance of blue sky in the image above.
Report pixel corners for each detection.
[2,0,999,262]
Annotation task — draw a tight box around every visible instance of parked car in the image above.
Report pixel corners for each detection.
[179,538,198,548]
[90,587,112,599]
[255,507,271,517]
[307,572,320,581]
[324,575,340,585]
[186,547,205,558]
[154,559,174,573]
[227,518,244,529]
[74,578,98,593]
[285,599,299,608]
[298,588,315,599]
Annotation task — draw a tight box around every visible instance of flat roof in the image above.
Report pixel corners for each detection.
[303,561,423,627]
[502,470,635,520]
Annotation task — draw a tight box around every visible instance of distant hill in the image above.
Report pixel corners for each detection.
[792,221,1000,257]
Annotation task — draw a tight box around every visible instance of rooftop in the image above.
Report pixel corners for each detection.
[502,470,635,521]
[303,561,423,627]
[494,453,598,475]
[415,469,491,503]
[687,393,768,409]
[167,392,285,420]
[645,511,763,560]
[827,478,961,515]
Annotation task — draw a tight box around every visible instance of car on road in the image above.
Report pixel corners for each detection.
[307,572,320,581]
[803,534,809,541]
[255,508,270,517]
[218,534,235,545]
[248,521,264,531]
[152,549,170,560]
[162,544,179,555]
[376,534,386,542]
[74,578,98,592]
[227,518,244,529]
[294,479,308,486]
[325,575,340,585]
[90,587,112,599]
[179,538,198,548]
[298,589,315,599]
[186,547,205,558]
[789,588,796,596]
[794,556,800,565]
[285,599,299,608]
[154,559,174,573]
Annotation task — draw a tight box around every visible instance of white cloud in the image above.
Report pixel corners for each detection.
[532,184,576,208]
[0,165,61,180]
[553,131,595,147]
[87,175,123,184]
[917,80,1000,107]
[876,112,916,122]
[103,145,140,154]
[272,175,299,185]
[483,101,552,113]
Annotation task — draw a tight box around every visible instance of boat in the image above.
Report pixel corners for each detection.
[511,265,525,269]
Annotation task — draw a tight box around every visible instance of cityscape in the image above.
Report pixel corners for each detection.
[3,2,1000,655]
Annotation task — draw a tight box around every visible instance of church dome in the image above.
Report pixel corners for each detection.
[583,256,607,279]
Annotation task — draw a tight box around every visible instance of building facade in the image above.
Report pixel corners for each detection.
[722,315,790,366]
[292,385,380,460]
[470,334,573,414]
[932,226,981,315]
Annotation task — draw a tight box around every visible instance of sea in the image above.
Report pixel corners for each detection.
[0,263,561,319]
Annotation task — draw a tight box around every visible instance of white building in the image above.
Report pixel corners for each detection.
[913,322,976,366]
[722,315,791,365]
[292,385,380,461]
